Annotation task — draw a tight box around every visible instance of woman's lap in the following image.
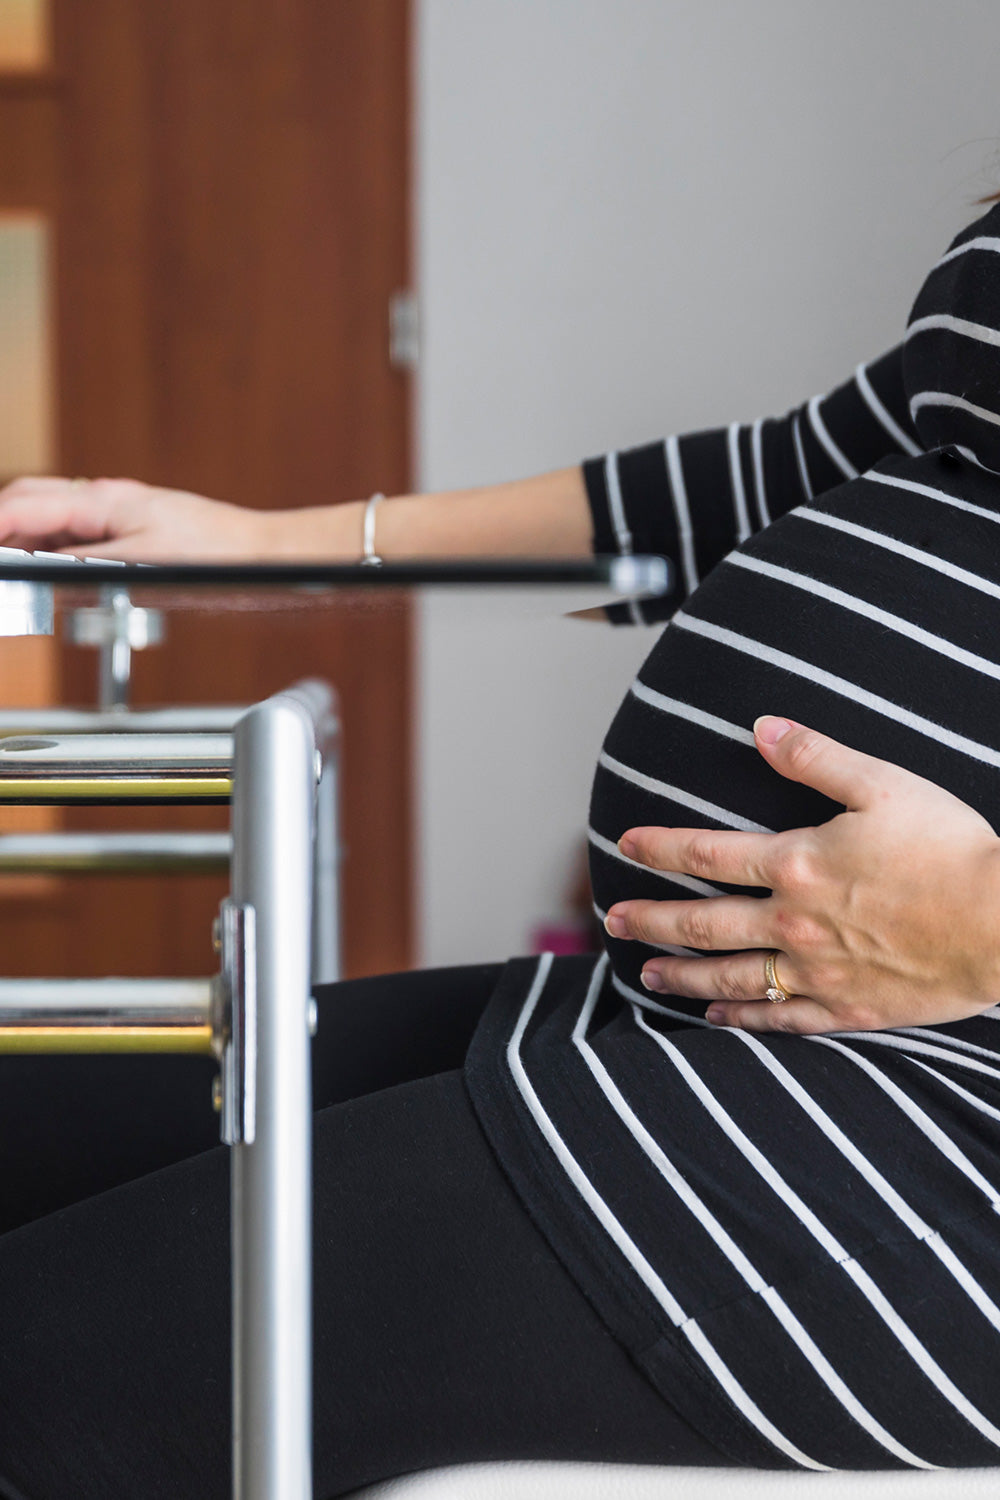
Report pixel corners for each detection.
[0,966,725,1498]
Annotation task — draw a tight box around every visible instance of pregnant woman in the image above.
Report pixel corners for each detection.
[0,199,999,1493]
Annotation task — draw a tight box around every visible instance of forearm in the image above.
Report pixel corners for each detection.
[263,465,592,561]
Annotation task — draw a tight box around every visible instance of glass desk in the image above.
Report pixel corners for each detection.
[0,551,670,1500]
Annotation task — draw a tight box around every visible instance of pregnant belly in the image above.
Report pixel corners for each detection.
[588,449,1000,1005]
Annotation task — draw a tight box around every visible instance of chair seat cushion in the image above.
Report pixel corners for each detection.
[350,1460,997,1500]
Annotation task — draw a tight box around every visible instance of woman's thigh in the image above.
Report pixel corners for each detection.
[0,1071,725,1500]
[0,963,503,1233]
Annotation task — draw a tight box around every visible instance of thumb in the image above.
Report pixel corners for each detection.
[752,716,899,809]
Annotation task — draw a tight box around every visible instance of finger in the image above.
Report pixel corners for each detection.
[68,538,142,560]
[639,949,803,1003]
[0,475,74,498]
[703,997,847,1035]
[0,499,75,545]
[753,717,909,810]
[605,895,774,951]
[0,493,112,547]
[617,826,776,888]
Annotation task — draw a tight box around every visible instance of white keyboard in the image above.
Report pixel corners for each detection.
[0,546,127,568]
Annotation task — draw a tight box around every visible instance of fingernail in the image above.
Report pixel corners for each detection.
[753,715,792,746]
[640,968,666,992]
[705,1005,726,1025]
[604,913,628,939]
[617,835,637,860]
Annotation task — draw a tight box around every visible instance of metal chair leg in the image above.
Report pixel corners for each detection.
[229,681,333,1500]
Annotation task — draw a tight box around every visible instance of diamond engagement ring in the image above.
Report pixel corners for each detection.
[764,951,791,1004]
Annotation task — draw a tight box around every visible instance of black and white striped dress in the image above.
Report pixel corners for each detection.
[466,200,1000,1471]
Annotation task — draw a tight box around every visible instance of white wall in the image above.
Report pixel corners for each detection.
[415,0,1000,967]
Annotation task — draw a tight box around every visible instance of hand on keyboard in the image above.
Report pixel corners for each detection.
[0,476,270,562]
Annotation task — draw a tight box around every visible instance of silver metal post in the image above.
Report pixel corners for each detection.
[230,685,327,1500]
[64,586,165,710]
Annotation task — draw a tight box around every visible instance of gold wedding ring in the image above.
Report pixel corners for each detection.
[69,477,89,488]
[764,951,791,1004]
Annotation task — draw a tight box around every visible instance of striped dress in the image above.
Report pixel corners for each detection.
[466,199,1000,1471]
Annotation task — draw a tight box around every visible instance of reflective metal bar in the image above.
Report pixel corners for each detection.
[0,731,234,802]
[0,776,231,802]
[0,1026,214,1053]
[0,731,233,774]
[0,706,246,734]
[0,577,52,636]
[230,684,322,1500]
[0,831,231,872]
[0,977,215,1054]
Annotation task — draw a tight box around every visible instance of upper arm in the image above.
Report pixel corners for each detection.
[585,345,919,624]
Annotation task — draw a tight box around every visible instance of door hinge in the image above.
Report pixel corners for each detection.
[389,289,419,371]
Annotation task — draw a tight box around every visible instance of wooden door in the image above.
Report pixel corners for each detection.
[0,0,413,978]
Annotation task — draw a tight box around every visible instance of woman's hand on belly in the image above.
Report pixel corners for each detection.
[603,716,1000,1035]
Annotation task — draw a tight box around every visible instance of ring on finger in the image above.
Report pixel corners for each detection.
[764,950,791,1004]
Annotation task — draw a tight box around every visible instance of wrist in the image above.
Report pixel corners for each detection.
[257,501,368,561]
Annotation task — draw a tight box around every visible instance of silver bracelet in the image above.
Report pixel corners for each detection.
[361,492,385,566]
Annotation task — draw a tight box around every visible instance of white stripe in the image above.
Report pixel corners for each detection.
[664,435,699,594]
[727,423,752,541]
[906,313,1000,352]
[819,1030,1000,1083]
[572,999,932,1466]
[629,680,755,745]
[507,954,825,1469]
[854,362,922,456]
[910,390,1000,431]
[807,395,858,479]
[610,968,712,1024]
[750,418,771,526]
[892,1027,1000,1060]
[598,748,772,832]
[634,1008,982,1465]
[605,451,643,626]
[587,824,722,897]
[731,1031,1000,1448]
[813,1038,1000,1212]
[866,466,1000,528]
[674,611,1000,772]
[908,1057,1000,1127]
[727,552,1000,683]
[791,413,813,499]
[794,507,1000,605]
[952,443,1000,477]
[933,235,1000,270]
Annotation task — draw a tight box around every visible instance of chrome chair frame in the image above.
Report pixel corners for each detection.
[0,702,341,986]
[0,680,336,1500]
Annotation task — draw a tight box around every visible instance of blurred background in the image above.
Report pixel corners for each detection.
[1,0,999,979]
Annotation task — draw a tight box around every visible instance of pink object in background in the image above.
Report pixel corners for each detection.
[530,921,594,956]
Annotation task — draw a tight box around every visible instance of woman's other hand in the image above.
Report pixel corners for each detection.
[604,717,1000,1034]
[0,476,372,561]
[0,476,274,560]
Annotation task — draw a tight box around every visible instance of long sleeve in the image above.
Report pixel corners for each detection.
[584,344,921,623]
